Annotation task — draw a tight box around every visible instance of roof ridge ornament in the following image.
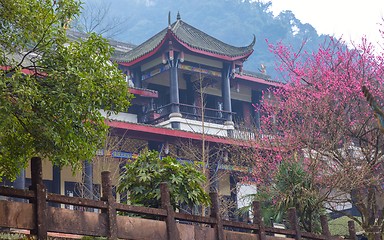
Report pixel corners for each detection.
[250,34,256,48]
[177,11,181,20]
[168,11,171,28]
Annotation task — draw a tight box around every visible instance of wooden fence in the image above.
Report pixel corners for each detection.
[0,157,349,240]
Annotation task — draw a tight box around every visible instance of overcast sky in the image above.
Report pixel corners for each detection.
[263,0,384,46]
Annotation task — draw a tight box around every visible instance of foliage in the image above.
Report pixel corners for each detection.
[254,34,384,238]
[0,0,131,180]
[0,232,28,239]
[81,236,106,240]
[244,160,325,233]
[328,216,363,237]
[118,150,210,209]
[274,160,325,233]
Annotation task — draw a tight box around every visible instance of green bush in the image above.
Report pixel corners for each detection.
[0,232,28,240]
[118,150,210,209]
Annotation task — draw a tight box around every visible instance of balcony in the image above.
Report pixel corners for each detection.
[139,103,236,137]
[139,103,234,125]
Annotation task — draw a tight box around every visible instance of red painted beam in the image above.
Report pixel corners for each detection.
[129,88,158,98]
[107,120,250,146]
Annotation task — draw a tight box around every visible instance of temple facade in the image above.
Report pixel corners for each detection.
[7,14,282,219]
[112,14,280,136]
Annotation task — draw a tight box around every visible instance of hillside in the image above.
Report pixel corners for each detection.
[76,0,330,80]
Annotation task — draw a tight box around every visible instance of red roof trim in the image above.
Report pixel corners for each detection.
[235,73,283,87]
[107,120,251,146]
[129,88,158,98]
[1,66,47,76]
[118,32,171,67]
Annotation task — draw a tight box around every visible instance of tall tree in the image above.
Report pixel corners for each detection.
[256,159,325,233]
[254,35,384,239]
[0,0,131,180]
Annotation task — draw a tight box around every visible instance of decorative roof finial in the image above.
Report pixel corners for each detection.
[177,11,181,20]
[168,11,171,27]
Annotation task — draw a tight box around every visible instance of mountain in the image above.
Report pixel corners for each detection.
[76,0,330,80]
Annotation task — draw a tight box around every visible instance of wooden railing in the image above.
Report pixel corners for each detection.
[0,157,346,240]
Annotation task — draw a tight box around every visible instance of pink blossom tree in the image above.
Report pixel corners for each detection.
[255,35,384,238]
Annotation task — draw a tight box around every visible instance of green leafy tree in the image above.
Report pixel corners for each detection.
[273,160,325,233]
[246,160,325,233]
[0,0,131,180]
[118,150,210,209]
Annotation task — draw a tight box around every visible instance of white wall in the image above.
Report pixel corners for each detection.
[99,110,138,123]
[237,184,257,210]
[157,117,233,137]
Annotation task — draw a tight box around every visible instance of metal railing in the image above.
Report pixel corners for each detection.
[179,103,234,124]
[138,103,172,124]
[139,103,235,125]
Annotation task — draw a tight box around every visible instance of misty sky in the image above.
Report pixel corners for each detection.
[264,0,384,46]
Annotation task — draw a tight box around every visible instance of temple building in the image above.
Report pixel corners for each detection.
[8,14,281,218]
[112,13,279,135]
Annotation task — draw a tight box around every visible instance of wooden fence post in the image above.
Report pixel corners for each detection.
[252,201,266,240]
[101,171,118,239]
[320,215,331,239]
[348,220,357,240]
[209,192,224,240]
[288,207,301,240]
[30,157,47,240]
[160,182,180,240]
[373,225,381,240]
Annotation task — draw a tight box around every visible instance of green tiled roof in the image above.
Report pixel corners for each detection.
[242,70,283,83]
[66,29,136,60]
[113,29,167,62]
[115,19,255,63]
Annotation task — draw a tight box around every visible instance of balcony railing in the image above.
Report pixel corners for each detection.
[139,103,235,125]
[139,104,173,125]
